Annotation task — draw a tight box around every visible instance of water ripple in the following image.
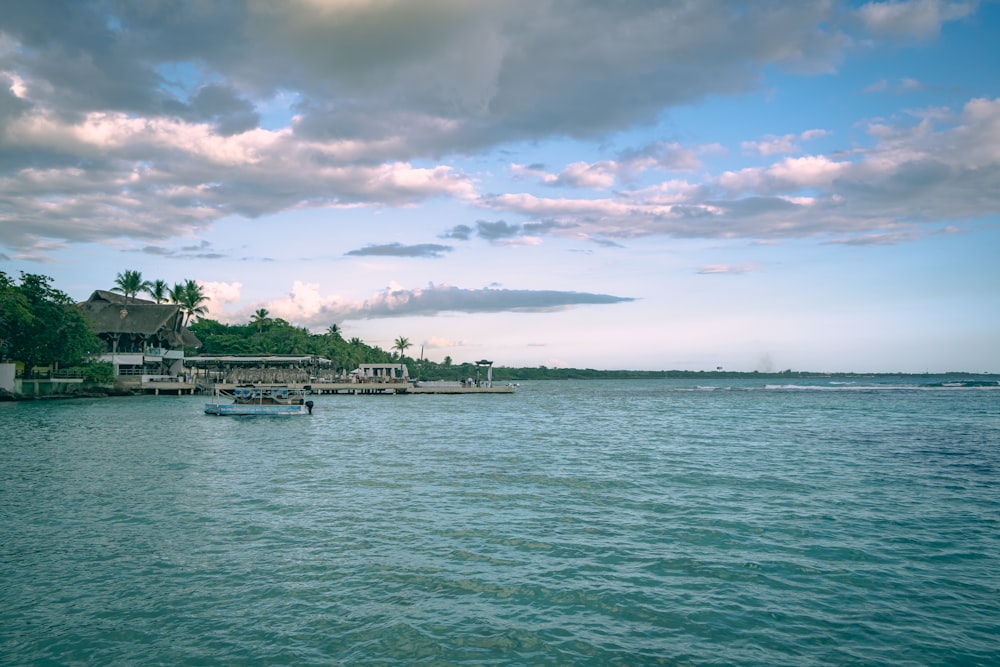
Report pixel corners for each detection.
[2,381,999,665]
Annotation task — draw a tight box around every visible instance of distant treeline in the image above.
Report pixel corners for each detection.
[465,368,991,382]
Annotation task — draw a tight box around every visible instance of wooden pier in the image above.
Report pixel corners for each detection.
[200,381,515,396]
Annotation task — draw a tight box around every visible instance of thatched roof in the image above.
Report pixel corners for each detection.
[78,291,201,348]
[88,289,143,305]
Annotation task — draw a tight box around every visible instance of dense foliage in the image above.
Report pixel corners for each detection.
[187,318,398,370]
[82,361,116,384]
[0,272,104,376]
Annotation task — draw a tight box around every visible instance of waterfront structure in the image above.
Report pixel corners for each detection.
[184,354,333,385]
[351,363,410,383]
[183,356,515,396]
[77,290,201,382]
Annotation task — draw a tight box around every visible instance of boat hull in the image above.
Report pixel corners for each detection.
[204,403,310,416]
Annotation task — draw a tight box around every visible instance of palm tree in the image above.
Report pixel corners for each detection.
[147,279,169,303]
[251,308,270,333]
[168,282,185,305]
[112,270,151,304]
[326,323,342,340]
[170,279,209,326]
[393,336,412,359]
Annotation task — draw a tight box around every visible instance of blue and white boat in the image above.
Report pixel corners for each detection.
[204,385,314,416]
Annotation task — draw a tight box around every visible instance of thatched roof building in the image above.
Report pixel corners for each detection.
[78,290,201,354]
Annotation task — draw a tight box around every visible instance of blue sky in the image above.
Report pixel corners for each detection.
[2,0,998,372]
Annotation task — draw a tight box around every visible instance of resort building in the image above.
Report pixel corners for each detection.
[351,363,410,383]
[77,290,201,381]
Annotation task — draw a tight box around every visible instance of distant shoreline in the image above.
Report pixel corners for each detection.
[4,370,998,403]
[493,369,1000,381]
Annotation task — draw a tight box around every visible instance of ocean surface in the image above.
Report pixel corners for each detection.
[2,377,999,666]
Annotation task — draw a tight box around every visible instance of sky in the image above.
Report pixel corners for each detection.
[2,0,999,373]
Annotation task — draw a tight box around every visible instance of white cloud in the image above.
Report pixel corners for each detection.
[858,0,976,40]
[864,78,891,93]
[483,96,1000,243]
[201,281,243,315]
[741,129,830,156]
[864,77,927,94]
[3,71,26,98]
[262,280,349,325]
[555,161,618,189]
[0,0,996,258]
[423,336,470,349]
[0,1,865,254]
[697,264,759,274]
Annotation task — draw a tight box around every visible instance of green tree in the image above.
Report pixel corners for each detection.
[0,272,30,361]
[83,361,115,384]
[170,279,209,326]
[393,336,412,359]
[0,272,102,376]
[183,317,390,374]
[167,282,183,304]
[147,279,169,303]
[112,270,151,304]
[251,308,270,333]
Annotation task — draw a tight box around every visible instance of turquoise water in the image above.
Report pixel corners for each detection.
[2,378,999,665]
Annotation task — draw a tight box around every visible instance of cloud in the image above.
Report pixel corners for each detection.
[138,241,226,259]
[353,284,636,319]
[549,161,619,189]
[511,161,618,188]
[0,1,863,254]
[201,281,243,309]
[823,231,923,245]
[864,79,891,93]
[423,336,471,349]
[440,224,473,240]
[697,264,759,274]
[718,155,850,193]
[0,0,994,258]
[345,242,453,258]
[483,96,1000,243]
[617,141,706,173]
[216,281,636,329]
[864,77,927,94]
[475,220,523,241]
[510,141,705,190]
[188,84,261,136]
[439,219,557,245]
[741,130,830,156]
[858,0,977,40]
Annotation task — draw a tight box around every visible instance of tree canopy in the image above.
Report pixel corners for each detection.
[0,271,103,376]
[112,270,151,304]
[187,317,391,365]
[147,279,169,304]
[169,279,209,325]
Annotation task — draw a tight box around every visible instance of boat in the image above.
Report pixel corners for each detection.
[204,384,314,416]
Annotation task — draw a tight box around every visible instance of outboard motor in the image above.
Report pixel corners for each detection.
[305,400,314,414]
